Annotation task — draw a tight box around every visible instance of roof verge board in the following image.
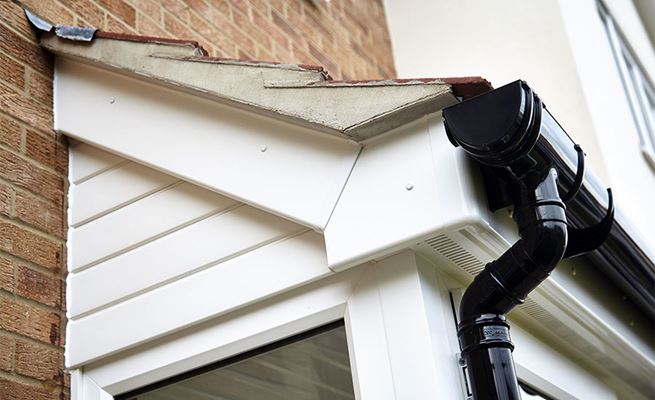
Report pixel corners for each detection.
[26,10,491,141]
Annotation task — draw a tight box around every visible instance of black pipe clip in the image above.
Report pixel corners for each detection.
[564,188,614,259]
[561,144,585,203]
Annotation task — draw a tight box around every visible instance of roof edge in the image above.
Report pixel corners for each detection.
[27,9,494,141]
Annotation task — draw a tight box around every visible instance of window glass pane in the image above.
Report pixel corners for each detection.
[598,0,655,163]
[122,323,355,400]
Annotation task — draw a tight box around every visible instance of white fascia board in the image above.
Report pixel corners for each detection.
[54,58,361,231]
[324,113,493,271]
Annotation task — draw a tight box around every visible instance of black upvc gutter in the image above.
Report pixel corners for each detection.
[442,80,629,399]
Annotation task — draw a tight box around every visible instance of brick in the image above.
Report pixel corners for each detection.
[0,114,21,151]
[0,2,35,41]
[189,13,234,55]
[135,0,162,23]
[15,340,64,382]
[187,0,211,17]
[257,46,273,62]
[237,47,252,59]
[286,0,302,15]
[0,148,64,206]
[0,52,25,91]
[210,0,232,18]
[0,255,13,292]
[0,222,62,271]
[25,130,68,175]
[304,8,333,43]
[248,0,270,16]
[231,0,251,18]
[0,297,61,345]
[105,13,137,33]
[211,13,254,56]
[17,265,62,308]
[308,43,337,75]
[97,0,137,27]
[161,0,190,24]
[0,335,12,371]
[0,25,52,79]
[21,0,76,26]
[0,378,57,400]
[26,68,53,107]
[341,5,370,37]
[59,0,106,28]
[252,8,288,49]
[163,12,195,41]
[290,42,312,65]
[271,10,297,38]
[0,83,53,132]
[272,40,293,62]
[287,7,322,48]
[137,13,168,37]
[268,0,286,17]
[231,8,269,51]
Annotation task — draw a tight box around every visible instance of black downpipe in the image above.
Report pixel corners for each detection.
[458,168,566,399]
[443,81,613,400]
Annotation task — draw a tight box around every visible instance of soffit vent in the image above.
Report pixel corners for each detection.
[414,227,651,396]
[420,230,561,321]
[424,234,485,276]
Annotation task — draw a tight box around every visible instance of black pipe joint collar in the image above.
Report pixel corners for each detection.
[458,314,513,355]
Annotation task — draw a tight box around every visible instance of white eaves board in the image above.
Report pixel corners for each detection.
[324,115,487,271]
[55,59,361,231]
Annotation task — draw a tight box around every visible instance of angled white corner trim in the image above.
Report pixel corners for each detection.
[55,59,361,230]
[325,115,488,270]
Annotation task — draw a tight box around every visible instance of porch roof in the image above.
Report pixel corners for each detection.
[27,10,491,141]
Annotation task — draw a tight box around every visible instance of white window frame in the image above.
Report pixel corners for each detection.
[599,1,655,170]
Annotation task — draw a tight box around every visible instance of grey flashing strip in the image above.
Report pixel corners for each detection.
[25,9,97,42]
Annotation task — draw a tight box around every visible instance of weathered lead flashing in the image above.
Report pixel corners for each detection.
[25,9,97,42]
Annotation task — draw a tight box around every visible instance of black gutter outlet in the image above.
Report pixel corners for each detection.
[443,80,614,400]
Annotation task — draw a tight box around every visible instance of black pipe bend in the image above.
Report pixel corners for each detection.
[459,168,567,322]
[457,168,567,400]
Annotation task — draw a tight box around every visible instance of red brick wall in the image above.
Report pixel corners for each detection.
[0,1,395,399]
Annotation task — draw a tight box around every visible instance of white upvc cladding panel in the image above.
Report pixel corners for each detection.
[67,145,323,367]
[56,59,361,231]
